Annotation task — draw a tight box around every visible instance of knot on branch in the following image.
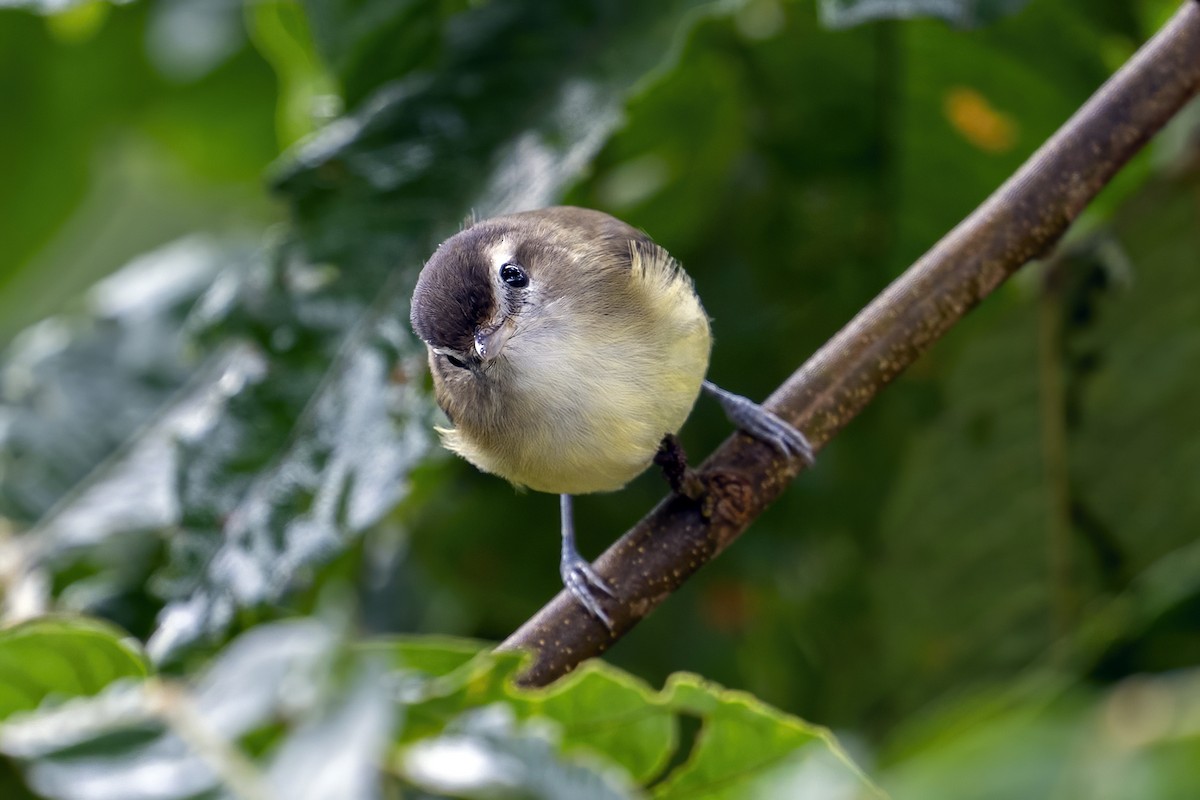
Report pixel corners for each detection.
[700,470,755,531]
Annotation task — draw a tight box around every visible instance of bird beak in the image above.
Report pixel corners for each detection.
[474,319,514,362]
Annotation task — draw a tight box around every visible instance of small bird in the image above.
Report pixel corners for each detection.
[410,207,812,626]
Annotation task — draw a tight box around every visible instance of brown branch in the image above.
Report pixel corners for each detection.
[498,0,1200,686]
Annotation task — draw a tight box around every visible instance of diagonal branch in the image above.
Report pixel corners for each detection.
[498,0,1200,686]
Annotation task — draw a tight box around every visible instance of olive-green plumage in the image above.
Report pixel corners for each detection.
[410,206,711,495]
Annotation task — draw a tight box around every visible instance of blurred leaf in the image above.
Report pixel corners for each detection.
[0,1,116,13]
[145,250,436,661]
[0,619,339,800]
[246,0,339,147]
[0,617,146,723]
[42,1,108,41]
[880,669,1200,799]
[273,0,740,278]
[0,2,279,345]
[819,0,1032,29]
[372,638,528,743]
[864,162,1200,727]
[1068,178,1200,591]
[398,705,640,800]
[1,622,875,800]
[0,236,233,526]
[298,0,470,108]
[871,293,1050,718]
[264,663,394,800]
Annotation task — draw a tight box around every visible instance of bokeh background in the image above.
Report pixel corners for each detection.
[1,0,1198,796]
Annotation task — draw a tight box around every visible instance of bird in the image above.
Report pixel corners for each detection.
[409,206,813,627]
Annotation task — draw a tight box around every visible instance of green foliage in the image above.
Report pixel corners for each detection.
[1,0,1198,797]
[0,618,147,722]
[0,618,878,799]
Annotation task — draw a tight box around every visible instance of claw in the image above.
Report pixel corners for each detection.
[561,555,616,629]
[703,380,815,466]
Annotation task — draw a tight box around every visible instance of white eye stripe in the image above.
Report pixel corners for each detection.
[484,239,517,275]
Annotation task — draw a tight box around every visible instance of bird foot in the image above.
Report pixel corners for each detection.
[703,381,815,466]
[560,552,616,630]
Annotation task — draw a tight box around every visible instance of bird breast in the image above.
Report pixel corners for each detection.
[438,245,712,495]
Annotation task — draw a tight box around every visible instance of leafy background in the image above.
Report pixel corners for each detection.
[0,0,1198,797]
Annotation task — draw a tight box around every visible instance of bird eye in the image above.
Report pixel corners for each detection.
[499,262,528,288]
[444,354,469,370]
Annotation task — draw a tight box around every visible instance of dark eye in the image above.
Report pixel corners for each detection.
[444,354,468,370]
[500,262,528,288]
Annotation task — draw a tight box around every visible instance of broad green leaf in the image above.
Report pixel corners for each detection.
[144,251,438,661]
[0,617,146,722]
[653,673,881,799]
[872,293,1050,715]
[372,641,875,798]
[522,663,676,784]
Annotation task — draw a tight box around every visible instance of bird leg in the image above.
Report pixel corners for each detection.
[559,494,616,629]
[702,381,815,465]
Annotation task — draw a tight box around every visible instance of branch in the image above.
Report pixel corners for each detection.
[498,1,1200,686]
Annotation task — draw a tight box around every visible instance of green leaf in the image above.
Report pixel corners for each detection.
[0,627,878,799]
[364,634,491,678]
[522,663,676,784]
[0,617,146,722]
[653,673,880,799]
[370,639,876,798]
